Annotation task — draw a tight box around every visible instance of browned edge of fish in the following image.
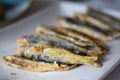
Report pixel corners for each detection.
[2,54,77,72]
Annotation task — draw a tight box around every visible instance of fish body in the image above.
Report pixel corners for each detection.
[75,13,120,40]
[2,24,103,73]
[36,25,104,53]
[22,33,88,56]
[20,42,100,67]
[57,27,107,52]
[87,6,120,31]
[18,25,104,56]
[57,17,111,41]
[2,55,75,72]
[16,26,102,67]
[57,17,120,41]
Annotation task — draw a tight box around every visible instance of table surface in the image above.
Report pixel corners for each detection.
[1,0,120,80]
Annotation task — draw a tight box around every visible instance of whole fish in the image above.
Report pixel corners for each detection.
[74,13,120,40]
[87,6,120,31]
[19,42,100,67]
[36,25,104,53]
[57,17,113,41]
[36,25,93,42]
[2,55,76,72]
[18,29,103,56]
[57,27,107,52]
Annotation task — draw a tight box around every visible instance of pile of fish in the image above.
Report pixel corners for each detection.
[2,7,120,72]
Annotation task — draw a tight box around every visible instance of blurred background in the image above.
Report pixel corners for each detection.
[0,0,120,28]
[0,0,120,80]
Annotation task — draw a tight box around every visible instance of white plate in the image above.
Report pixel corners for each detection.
[0,2,120,80]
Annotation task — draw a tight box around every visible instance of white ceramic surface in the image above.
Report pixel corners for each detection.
[0,2,120,80]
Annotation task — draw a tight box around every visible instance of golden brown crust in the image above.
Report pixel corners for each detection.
[2,55,75,72]
[18,45,102,67]
[17,38,27,46]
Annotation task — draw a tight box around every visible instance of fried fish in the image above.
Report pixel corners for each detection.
[75,13,120,40]
[19,42,100,67]
[18,26,104,56]
[36,25,95,46]
[87,6,120,31]
[36,25,105,53]
[57,17,120,41]
[2,55,76,72]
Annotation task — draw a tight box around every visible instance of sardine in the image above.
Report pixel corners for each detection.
[74,13,120,40]
[36,25,104,53]
[57,18,111,41]
[57,27,107,52]
[57,17,112,41]
[20,34,88,56]
[19,42,100,67]
[18,29,104,56]
[2,55,76,72]
[36,25,95,45]
[87,6,120,31]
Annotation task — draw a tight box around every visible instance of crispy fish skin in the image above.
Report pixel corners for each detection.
[20,42,98,61]
[36,25,107,55]
[21,33,89,56]
[17,34,102,54]
[74,13,113,31]
[57,27,94,43]
[36,25,95,46]
[87,6,120,31]
[2,55,76,72]
[57,17,111,41]
[17,32,103,56]
[16,25,102,68]
[22,44,101,67]
[17,41,101,67]
[74,13,120,40]
[36,25,104,55]
[57,27,107,52]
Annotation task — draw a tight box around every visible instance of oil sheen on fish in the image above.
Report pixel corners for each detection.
[87,6,120,31]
